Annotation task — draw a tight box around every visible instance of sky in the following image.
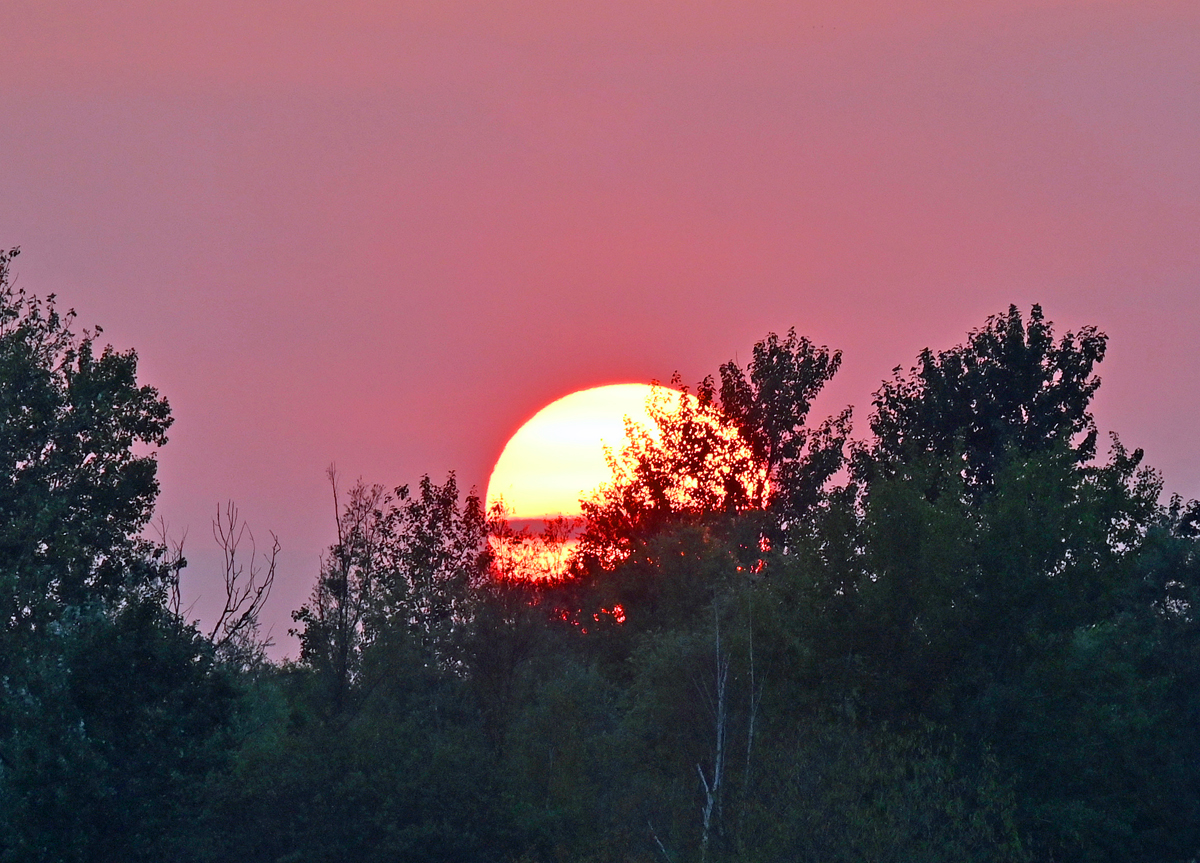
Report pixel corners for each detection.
[2,0,1197,653]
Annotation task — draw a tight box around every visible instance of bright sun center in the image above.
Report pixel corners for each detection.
[486,383,667,521]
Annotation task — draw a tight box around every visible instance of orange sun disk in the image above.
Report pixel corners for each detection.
[485,382,765,582]
[486,384,668,581]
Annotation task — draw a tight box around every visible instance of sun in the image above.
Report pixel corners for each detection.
[487,382,767,580]
[486,383,675,580]
[486,383,667,522]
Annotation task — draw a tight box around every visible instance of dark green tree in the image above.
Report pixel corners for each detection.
[370,471,490,671]
[864,304,1106,494]
[291,469,490,718]
[0,247,172,639]
[290,470,388,718]
[831,304,1198,862]
[247,471,522,863]
[0,247,240,862]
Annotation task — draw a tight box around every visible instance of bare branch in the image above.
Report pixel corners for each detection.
[207,501,277,657]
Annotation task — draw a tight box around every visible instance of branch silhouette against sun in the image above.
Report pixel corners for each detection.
[575,331,851,570]
[487,500,581,583]
[575,377,766,570]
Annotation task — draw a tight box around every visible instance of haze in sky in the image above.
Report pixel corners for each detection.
[2,0,1196,651]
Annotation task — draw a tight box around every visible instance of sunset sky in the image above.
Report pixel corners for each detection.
[2,0,1196,650]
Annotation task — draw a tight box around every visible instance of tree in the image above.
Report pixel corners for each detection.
[291,469,490,717]
[243,471,517,863]
[0,597,239,863]
[369,471,489,671]
[844,307,1159,727]
[0,246,173,638]
[577,379,766,569]
[0,247,240,862]
[864,304,1106,494]
[198,501,278,669]
[715,328,850,523]
[739,721,1028,863]
[290,469,387,717]
[833,304,1196,862]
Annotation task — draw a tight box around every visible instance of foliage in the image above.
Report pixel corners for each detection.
[370,471,490,668]
[577,379,767,569]
[290,473,388,716]
[741,722,1027,863]
[0,246,172,635]
[715,328,850,522]
[191,667,516,863]
[291,470,490,719]
[0,248,240,862]
[0,598,239,863]
[863,304,1106,495]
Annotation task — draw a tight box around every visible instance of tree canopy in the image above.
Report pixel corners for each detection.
[864,304,1107,493]
[0,247,172,631]
[0,248,239,863]
[577,332,851,570]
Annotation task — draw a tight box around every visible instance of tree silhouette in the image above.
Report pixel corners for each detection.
[0,247,239,862]
[864,304,1107,494]
[577,332,850,568]
[715,328,850,522]
[577,378,765,568]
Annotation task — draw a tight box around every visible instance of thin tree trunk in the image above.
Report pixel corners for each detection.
[698,607,729,862]
[740,595,762,837]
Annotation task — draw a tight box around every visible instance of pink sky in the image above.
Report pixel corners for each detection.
[2,0,1197,652]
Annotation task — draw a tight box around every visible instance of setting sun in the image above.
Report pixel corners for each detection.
[486,383,689,581]
[486,383,668,521]
[485,382,768,580]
